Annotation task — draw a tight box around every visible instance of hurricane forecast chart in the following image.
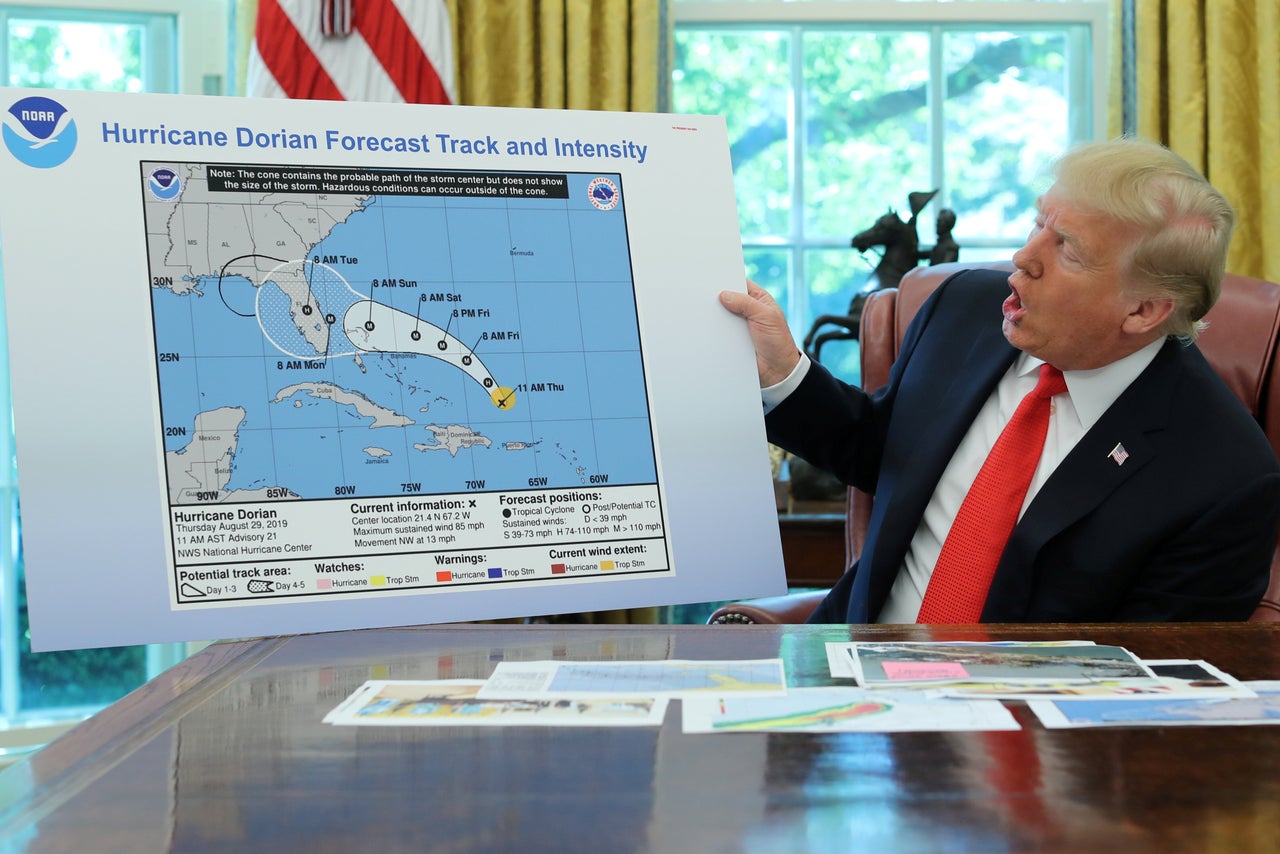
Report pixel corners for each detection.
[144,161,670,607]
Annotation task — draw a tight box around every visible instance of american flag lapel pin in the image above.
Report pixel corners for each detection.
[1107,442,1130,466]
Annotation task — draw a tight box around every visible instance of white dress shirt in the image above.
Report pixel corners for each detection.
[763,339,1165,622]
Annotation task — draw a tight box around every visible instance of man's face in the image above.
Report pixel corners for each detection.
[1002,188,1145,370]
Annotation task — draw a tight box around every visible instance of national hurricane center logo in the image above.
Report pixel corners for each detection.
[587,176,620,211]
[3,96,77,168]
[147,166,182,201]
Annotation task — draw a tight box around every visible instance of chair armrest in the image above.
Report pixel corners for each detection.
[707,589,829,624]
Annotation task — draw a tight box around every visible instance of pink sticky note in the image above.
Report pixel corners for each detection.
[881,661,969,680]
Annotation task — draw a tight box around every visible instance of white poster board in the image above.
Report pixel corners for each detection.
[0,89,787,650]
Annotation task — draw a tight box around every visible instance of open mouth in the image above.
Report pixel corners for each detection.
[1003,282,1026,324]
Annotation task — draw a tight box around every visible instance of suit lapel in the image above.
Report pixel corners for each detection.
[981,341,1177,619]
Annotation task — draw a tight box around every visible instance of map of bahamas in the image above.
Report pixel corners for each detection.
[145,162,657,505]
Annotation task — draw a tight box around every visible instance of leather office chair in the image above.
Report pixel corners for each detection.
[710,261,1280,623]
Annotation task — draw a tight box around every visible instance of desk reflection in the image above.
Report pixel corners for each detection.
[3,623,1279,853]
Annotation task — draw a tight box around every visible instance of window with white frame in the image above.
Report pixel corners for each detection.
[0,0,229,753]
[671,1,1109,383]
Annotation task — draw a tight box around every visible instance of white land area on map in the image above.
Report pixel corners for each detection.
[165,405,300,503]
[415,424,493,456]
[151,162,367,297]
[274,381,413,427]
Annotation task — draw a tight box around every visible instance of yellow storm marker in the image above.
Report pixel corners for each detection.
[491,386,517,410]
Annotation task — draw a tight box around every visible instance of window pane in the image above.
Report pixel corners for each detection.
[673,7,1097,392]
[18,561,147,711]
[943,31,1072,243]
[743,246,790,308]
[673,29,792,239]
[7,19,145,92]
[802,249,864,385]
[802,31,931,238]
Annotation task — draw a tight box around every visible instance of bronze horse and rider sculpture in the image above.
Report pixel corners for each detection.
[802,190,959,362]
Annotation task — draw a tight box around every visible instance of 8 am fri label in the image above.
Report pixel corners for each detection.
[168,484,670,605]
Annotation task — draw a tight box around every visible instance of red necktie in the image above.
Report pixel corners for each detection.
[917,364,1067,623]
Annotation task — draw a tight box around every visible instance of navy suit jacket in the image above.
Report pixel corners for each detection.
[767,269,1280,623]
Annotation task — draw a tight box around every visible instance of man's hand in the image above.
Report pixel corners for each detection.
[719,280,802,387]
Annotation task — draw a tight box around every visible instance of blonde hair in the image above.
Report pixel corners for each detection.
[1051,137,1235,339]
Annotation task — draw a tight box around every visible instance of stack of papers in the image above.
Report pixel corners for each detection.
[324,659,788,728]
[322,642,1280,733]
[825,641,1280,730]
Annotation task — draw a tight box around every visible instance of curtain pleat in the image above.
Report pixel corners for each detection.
[1136,0,1280,281]
[448,0,664,112]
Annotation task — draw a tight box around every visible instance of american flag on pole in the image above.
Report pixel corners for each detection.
[247,0,455,104]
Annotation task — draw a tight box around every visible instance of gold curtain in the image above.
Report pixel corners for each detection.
[1133,0,1280,282]
[444,0,665,112]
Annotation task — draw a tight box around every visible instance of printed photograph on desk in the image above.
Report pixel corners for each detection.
[324,679,668,727]
[681,687,1019,734]
[477,659,787,699]
[1028,680,1280,729]
[926,658,1257,700]
[828,641,1161,698]
[826,639,1098,679]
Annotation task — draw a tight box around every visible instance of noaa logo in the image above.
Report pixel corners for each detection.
[587,177,619,211]
[2,96,77,168]
[147,167,182,201]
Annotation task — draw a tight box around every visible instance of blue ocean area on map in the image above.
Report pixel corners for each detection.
[153,170,657,501]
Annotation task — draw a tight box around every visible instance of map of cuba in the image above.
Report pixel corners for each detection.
[144,162,657,505]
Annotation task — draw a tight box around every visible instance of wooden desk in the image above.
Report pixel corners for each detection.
[3,623,1279,852]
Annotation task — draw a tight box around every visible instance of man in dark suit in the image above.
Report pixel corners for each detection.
[720,137,1280,623]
